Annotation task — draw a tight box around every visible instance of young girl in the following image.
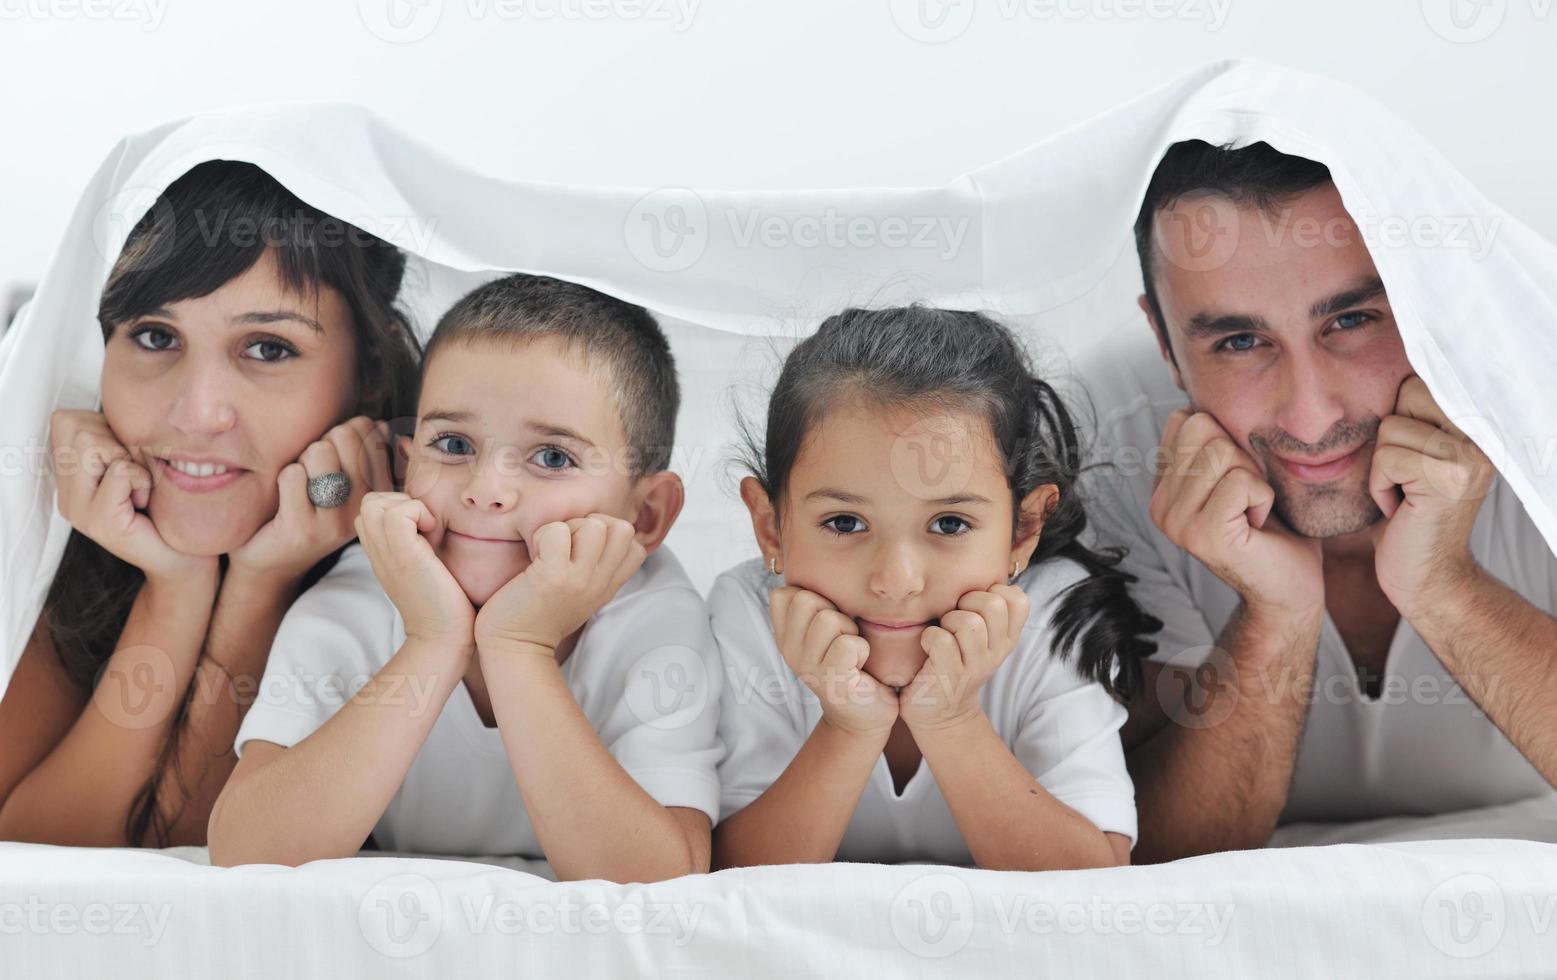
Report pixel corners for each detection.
[712,305,1161,871]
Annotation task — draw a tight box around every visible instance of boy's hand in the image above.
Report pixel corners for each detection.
[355,491,475,652]
[899,584,1030,732]
[474,513,646,658]
[769,585,898,737]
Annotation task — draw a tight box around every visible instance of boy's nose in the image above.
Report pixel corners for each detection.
[462,450,520,512]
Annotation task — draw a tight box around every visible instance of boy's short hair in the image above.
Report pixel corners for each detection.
[421,273,679,478]
[1134,140,1333,347]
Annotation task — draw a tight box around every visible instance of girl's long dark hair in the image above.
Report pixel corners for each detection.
[40,160,423,845]
[734,305,1161,700]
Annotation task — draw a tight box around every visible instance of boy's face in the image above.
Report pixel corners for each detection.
[400,335,640,606]
[766,401,1049,689]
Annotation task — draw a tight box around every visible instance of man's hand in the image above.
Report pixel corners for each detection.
[769,585,899,737]
[1149,408,1323,623]
[1368,375,1495,616]
[473,513,646,658]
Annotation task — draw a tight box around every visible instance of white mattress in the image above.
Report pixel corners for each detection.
[5,797,1557,976]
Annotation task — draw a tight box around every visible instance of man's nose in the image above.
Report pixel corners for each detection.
[1276,346,1349,448]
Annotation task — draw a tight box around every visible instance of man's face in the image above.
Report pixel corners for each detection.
[1146,182,1413,538]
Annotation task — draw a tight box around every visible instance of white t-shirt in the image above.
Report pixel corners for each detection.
[710,555,1138,865]
[1078,346,1557,823]
[235,542,723,857]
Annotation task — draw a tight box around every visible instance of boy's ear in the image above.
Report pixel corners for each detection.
[738,476,783,566]
[1011,483,1060,574]
[630,471,685,554]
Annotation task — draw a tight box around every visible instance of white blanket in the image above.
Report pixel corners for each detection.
[4,57,1555,683]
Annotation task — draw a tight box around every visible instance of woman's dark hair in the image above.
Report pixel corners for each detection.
[40,160,423,846]
[734,305,1161,700]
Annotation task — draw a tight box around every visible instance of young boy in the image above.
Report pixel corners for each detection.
[207,274,721,882]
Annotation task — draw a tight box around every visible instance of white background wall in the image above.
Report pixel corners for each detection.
[1,0,1554,297]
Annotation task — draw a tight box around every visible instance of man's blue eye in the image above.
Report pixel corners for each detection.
[822,515,864,535]
[431,435,474,456]
[1335,312,1371,330]
[1221,334,1258,352]
[534,447,574,470]
[931,516,971,536]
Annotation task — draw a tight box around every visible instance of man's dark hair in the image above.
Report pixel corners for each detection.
[422,273,679,477]
[1133,140,1333,351]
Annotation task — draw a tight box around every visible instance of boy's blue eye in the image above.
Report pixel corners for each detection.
[532,446,576,471]
[931,515,971,536]
[430,434,475,456]
[821,514,865,536]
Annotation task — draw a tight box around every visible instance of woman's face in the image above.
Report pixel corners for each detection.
[99,249,359,555]
[762,400,1050,689]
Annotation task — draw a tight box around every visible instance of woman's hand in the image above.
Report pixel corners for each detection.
[474,513,646,658]
[769,585,898,737]
[354,491,475,652]
[228,416,395,584]
[899,584,1030,732]
[48,408,216,586]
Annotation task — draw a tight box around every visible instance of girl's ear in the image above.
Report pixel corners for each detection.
[629,471,685,554]
[1011,483,1060,570]
[739,475,783,566]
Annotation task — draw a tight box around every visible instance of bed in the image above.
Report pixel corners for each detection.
[5,795,1557,975]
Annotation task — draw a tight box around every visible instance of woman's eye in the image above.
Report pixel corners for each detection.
[1216,333,1260,354]
[821,514,865,536]
[930,515,971,536]
[129,325,177,352]
[430,434,475,457]
[531,446,576,471]
[242,338,299,363]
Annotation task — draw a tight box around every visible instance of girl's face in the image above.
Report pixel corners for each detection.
[99,249,359,556]
[399,335,641,607]
[745,399,1055,689]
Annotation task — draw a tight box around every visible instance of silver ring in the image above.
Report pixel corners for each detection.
[306,471,352,509]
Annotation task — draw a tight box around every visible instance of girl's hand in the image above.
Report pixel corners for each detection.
[48,408,216,586]
[354,491,475,651]
[474,513,646,658]
[229,416,395,584]
[769,585,898,737]
[900,584,1031,732]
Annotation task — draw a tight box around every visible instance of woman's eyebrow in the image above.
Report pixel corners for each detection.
[233,310,324,335]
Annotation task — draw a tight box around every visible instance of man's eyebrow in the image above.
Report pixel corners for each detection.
[234,310,325,335]
[802,488,994,507]
[1309,276,1387,320]
[1183,312,1270,339]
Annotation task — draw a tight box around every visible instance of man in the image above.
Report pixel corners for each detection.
[1085,139,1557,863]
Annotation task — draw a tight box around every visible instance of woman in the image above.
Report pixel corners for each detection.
[0,160,422,847]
